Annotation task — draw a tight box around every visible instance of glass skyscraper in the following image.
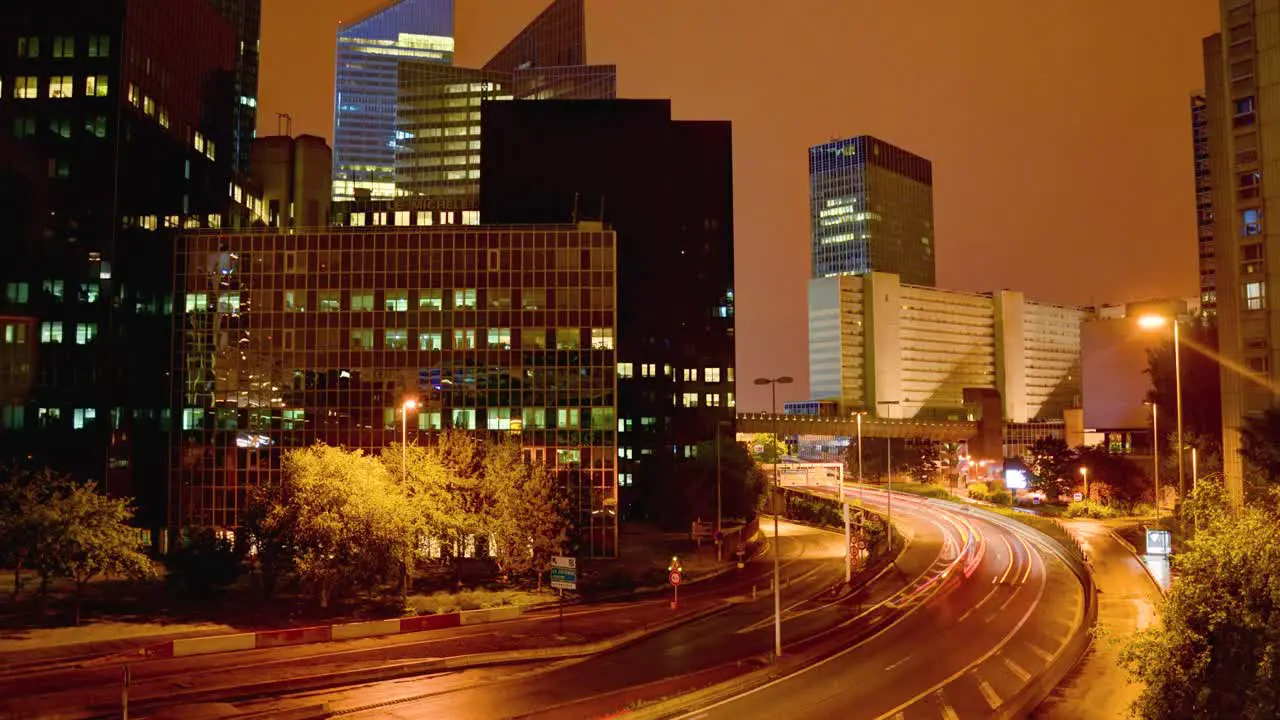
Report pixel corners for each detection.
[332,0,454,201]
[809,135,936,286]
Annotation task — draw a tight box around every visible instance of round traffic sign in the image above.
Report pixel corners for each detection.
[669,571,682,586]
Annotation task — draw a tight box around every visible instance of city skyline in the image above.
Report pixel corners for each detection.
[259,0,1219,410]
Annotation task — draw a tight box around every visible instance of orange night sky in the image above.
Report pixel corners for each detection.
[258,0,1220,411]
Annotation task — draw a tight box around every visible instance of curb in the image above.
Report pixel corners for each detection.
[1109,528,1168,596]
[113,600,736,718]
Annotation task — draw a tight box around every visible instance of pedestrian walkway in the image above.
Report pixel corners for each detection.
[1033,518,1162,719]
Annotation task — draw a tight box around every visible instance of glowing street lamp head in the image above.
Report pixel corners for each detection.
[402,399,418,410]
[1136,314,1169,330]
[1079,466,1088,476]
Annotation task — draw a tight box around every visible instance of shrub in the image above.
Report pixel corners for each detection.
[989,489,1012,506]
[968,482,990,502]
[166,528,242,595]
[1064,500,1119,519]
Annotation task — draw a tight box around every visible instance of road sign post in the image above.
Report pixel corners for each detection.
[550,556,577,635]
[668,556,683,609]
[122,664,130,720]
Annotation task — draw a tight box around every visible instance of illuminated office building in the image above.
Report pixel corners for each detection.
[173,225,619,556]
[1201,0,1280,504]
[809,136,936,285]
[1192,93,1217,313]
[332,0,454,201]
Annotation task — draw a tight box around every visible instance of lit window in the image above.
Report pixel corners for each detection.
[281,409,305,430]
[419,289,443,310]
[143,96,155,117]
[1243,209,1263,236]
[522,407,547,429]
[349,329,373,350]
[40,322,63,343]
[216,293,240,313]
[351,292,374,311]
[384,290,408,311]
[557,408,581,428]
[349,212,365,226]
[705,393,721,407]
[372,212,386,226]
[591,328,614,350]
[641,363,656,378]
[88,35,110,58]
[283,290,303,311]
[52,37,74,59]
[48,76,73,99]
[17,37,39,58]
[42,279,64,299]
[184,292,208,312]
[85,75,108,97]
[619,447,633,459]
[417,411,442,430]
[727,392,736,408]
[1245,281,1266,310]
[522,327,547,349]
[38,408,61,426]
[127,83,139,106]
[522,289,546,309]
[462,210,480,225]
[683,368,698,382]
[619,418,633,432]
[418,331,443,350]
[395,211,410,225]
[14,76,38,99]
[590,407,614,430]
[5,283,29,304]
[619,473,633,487]
[487,328,512,349]
[556,449,581,466]
[385,329,408,350]
[182,408,203,430]
[416,211,432,226]
[2,323,27,344]
[49,118,71,138]
[617,362,634,378]
[641,417,657,429]
[72,408,96,430]
[727,368,735,383]
[158,108,169,128]
[1,406,24,430]
[487,408,514,430]
[193,131,204,152]
[74,323,97,345]
[451,408,476,430]
[453,288,477,309]
[555,328,580,350]
[705,368,721,383]
[664,364,673,377]
[682,393,699,408]
[453,329,476,349]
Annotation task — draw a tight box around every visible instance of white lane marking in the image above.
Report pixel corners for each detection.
[939,695,960,720]
[885,654,913,672]
[1002,655,1031,682]
[977,678,1002,708]
[1026,642,1054,662]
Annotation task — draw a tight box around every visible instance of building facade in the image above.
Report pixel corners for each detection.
[1202,0,1280,503]
[251,134,332,228]
[809,136,936,286]
[1192,93,1217,313]
[332,0,454,201]
[808,272,1085,423]
[172,225,619,556]
[0,0,260,531]
[480,100,735,514]
[209,0,261,175]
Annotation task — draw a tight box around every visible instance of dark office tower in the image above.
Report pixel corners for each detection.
[207,0,261,175]
[0,0,254,536]
[394,0,614,203]
[174,226,619,556]
[480,100,736,516]
[1202,0,1280,507]
[1192,93,1216,314]
[809,136,936,285]
[333,0,454,201]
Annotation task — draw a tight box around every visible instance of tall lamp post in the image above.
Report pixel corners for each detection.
[753,375,792,661]
[877,400,900,546]
[1138,313,1184,515]
[855,412,866,509]
[715,419,732,562]
[1079,466,1089,501]
[401,398,418,479]
[1145,400,1161,525]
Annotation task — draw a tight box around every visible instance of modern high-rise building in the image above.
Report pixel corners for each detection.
[0,0,263,534]
[172,225,620,556]
[809,135,936,286]
[1201,0,1280,505]
[332,0,454,201]
[1192,93,1217,314]
[208,0,261,175]
[393,0,614,203]
[480,99,735,516]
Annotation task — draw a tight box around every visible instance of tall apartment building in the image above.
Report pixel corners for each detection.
[173,226,619,556]
[1192,93,1217,313]
[807,272,1085,423]
[332,0,454,200]
[809,135,936,286]
[1202,0,1280,505]
[0,0,261,532]
[480,100,735,515]
[393,0,614,202]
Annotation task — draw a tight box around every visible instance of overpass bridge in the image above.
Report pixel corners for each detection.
[735,413,976,442]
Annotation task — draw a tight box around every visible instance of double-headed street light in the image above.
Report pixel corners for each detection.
[753,375,792,661]
[877,400,900,545]
[1138,313,1184,515]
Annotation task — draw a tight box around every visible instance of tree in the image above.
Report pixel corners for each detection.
[165,528,241,596]
[481,442,572,587]
[747,433,788,464]
[1146,319,1223,447]
[843,438,916,482]
[1122,476,1280,718]
[907,443,945,483]
[1024,436,1078,499]
[0,466,71,597]
[672,438,768,526]
[1240,407,1280,484]
[1072,446,1150,508]
[44,482,158,625]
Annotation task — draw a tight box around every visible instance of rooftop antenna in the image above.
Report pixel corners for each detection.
[276,112,292,137]
[571,191,580,223]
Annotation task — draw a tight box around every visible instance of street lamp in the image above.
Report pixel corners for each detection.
[855,412,866,509]
[877,400,900,547]
[753,375,792,661]
[401,398,418,480]
[1150,400,1161,522]
[1079,466,1089,501]
[715,419,733,562]
[1138,313,1184,515]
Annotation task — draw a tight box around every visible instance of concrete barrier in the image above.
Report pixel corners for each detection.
[459,605,521,626]
[173,632,257,658]
[331,618,402,641]
[399,613,460,634]
[256,625,333,649]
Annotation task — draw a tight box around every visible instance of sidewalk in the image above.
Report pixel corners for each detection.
[1034,518,1162,719]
